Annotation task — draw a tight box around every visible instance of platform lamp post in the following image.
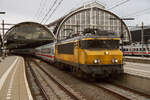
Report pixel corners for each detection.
[141,22,144,57]
[0,34,2,60]
[0,12,6,59]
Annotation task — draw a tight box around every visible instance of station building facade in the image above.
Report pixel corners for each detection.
[48,2,131,44]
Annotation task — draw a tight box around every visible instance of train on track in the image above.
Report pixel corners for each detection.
[122,43,150,56]
[33,28,124,78]
[11,29,124,79]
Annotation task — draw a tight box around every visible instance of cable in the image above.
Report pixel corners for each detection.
[43,0,64,24]
[107,0,130,10]
[40,0,59,23]
[106,0,122,7]
[123,7,150,17]
[34,0,44,19]
[36,0,48,21]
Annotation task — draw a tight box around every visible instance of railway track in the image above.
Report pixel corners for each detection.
[26,57,150,100]
[92,82,150,100]
[91,83,130,100]
[31,58,130,100]
[27,58,85,100]
[114,83,150,98]
[25,58,50,100]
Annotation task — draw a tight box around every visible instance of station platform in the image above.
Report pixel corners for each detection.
[0,56,149,100]
[125,56,150,60]
[124,62,150,78]
[0,56,33,100]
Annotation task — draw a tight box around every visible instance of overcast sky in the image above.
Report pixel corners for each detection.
[0,0,150,27]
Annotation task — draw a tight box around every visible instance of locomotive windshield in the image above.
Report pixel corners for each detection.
[82,28,119,37]
[80,39,119,49]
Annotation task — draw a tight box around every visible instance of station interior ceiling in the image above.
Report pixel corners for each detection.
[5,22,55,49]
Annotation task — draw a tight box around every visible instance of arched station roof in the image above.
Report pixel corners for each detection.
[5,22,56,49]
[54,5,131,43]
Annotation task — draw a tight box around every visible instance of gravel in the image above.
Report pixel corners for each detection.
[31,61,72,100]
[33,59,123,100]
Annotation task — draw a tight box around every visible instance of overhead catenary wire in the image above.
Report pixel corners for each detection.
[42,0,64,24]
[107,0,130,10]
[123,7,150,17]
[34,0,44,19]
[106,0,124,8]
[40,0,59,24]
[36,0,49,21]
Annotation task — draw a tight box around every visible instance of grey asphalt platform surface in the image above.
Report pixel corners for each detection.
[0,56,33,100]
[124,62,150,78]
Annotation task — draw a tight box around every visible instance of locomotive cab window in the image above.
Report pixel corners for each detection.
[79,39,119,50]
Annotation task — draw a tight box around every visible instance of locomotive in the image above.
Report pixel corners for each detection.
[35,29,124,78]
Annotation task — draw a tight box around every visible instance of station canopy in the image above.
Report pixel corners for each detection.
[49,2,131,43]
[5,22,55,49]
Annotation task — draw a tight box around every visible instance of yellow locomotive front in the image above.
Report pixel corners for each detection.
[75,38,123,77]
[55,29,124,78]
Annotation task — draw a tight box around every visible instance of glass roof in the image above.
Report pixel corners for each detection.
[5,22,55,49]
[5,22,55,41]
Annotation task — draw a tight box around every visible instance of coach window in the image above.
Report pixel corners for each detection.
[51,49,53,54]
[143,48,146,51]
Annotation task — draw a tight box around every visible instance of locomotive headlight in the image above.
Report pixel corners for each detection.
[94,59,100,64]
[114,59,118,63]
[112,59,118,63]
[105,51,109,55]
